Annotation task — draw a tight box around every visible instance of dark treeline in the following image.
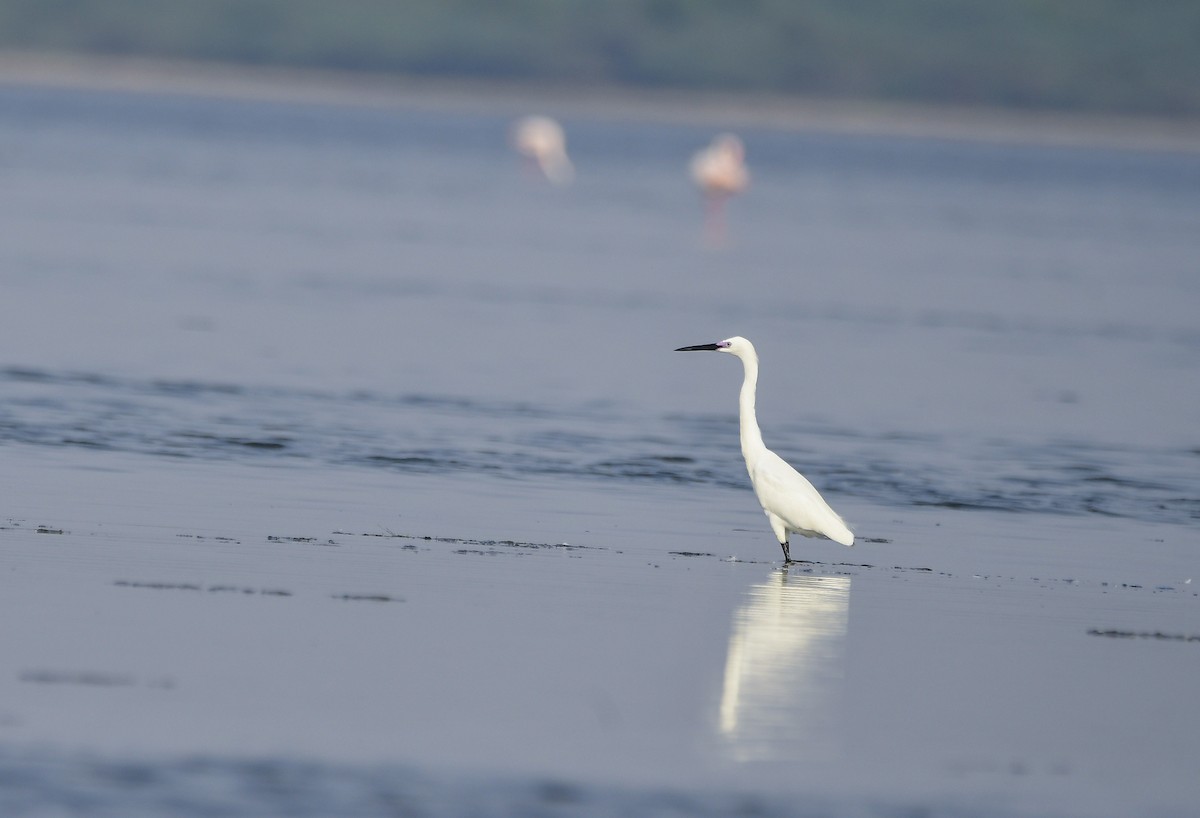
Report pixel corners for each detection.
[2,0,1198,116]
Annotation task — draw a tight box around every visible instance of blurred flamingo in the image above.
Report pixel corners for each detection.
[690,133,749,245]
[510,115,575,185]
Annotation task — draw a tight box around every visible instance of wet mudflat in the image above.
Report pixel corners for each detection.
[3,444,1197,817]
[1,79,1198,816]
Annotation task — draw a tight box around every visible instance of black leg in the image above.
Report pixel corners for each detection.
[780,541,792,564]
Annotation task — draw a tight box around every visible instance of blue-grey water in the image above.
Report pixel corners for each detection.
[1,82,1198,817]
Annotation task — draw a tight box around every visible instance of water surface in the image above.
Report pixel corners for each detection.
[1,84,1198,816]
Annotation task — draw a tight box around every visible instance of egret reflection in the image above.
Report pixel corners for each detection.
[719,571,851,762]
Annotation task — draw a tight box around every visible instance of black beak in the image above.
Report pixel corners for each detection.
[675,343,721,352]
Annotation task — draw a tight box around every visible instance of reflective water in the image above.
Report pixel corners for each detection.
[1,82,1198,816]
[719,574,851,763]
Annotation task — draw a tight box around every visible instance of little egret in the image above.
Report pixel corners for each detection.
[675,337,854,562]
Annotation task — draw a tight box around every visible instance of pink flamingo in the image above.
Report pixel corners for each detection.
[510,115,574,186]
[690,133,749,245]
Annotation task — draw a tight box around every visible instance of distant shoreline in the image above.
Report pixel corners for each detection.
[3,50,1199,154]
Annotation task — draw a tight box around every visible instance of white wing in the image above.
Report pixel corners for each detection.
[748,449,853,545]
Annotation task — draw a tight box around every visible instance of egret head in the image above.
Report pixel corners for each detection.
[674,336,753,358]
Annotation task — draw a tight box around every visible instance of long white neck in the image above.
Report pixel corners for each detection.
[737,349,768,464]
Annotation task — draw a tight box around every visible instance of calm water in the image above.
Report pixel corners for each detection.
[1,84,1198,816]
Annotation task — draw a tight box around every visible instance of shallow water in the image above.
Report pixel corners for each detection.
[1,84,1198,816]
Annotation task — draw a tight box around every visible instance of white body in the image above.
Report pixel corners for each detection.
[678,336,853,555]
[748,446,854,547]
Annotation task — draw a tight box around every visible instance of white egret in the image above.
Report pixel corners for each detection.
[510,115,574,185]
[675,337,854,562]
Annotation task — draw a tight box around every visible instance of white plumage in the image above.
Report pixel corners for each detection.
[676,336,854,562]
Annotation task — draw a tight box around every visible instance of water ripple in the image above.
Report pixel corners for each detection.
[0,747,822,818]
[1,366,1195,526]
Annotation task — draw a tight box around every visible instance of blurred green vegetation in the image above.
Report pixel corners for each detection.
[1,0,1198,115]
